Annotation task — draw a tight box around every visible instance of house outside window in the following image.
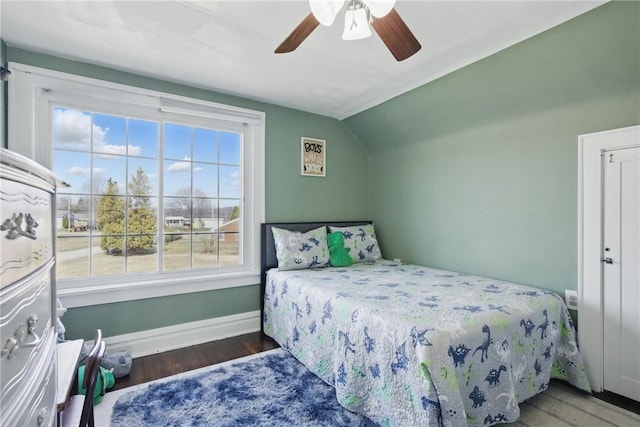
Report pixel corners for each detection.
[8,63,265,307]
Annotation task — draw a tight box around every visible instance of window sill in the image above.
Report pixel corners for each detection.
[57,270,260,308]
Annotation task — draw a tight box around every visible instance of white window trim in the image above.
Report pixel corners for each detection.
[8,62,265,308]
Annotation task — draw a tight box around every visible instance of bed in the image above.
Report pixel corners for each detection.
[261,221,591,427]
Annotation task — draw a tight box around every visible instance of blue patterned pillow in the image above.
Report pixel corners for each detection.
[272,226,331,270]
[328,224,381,263]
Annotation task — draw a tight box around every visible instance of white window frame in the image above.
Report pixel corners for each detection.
[8,62,265,308]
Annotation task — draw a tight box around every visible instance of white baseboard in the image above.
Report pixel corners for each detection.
[103,310,261,358]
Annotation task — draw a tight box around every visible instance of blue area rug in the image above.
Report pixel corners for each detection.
[110,348,378,427]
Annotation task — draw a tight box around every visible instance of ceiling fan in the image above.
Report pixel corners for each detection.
[275,0,421,61]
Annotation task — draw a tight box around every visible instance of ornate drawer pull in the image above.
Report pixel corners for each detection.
[1,315,42,358]
[22,314,43,348]
[1,335,20,359]
[2,322,25,359]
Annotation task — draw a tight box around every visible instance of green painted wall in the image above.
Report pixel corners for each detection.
[344,1,639,294]
[61,285,260,339]
[5,48,369,339]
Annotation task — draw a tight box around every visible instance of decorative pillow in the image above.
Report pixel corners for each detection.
[271,226,331,270]
[328,224,381,263]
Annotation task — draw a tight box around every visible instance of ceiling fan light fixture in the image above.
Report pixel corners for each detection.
[309,0,344,26]
[361,0,396,18]
[342,3,371,41]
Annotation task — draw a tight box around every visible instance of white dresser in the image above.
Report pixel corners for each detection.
[1,148,58,427]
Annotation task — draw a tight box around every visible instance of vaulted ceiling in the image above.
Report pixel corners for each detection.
[1,1,606,119]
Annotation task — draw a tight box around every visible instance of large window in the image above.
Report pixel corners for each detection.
[54,108,243,278]
[8,63,265,306]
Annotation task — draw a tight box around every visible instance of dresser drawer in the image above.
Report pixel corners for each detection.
[0,178,54,289]
[0,261,54,402]
[1,330,57,427]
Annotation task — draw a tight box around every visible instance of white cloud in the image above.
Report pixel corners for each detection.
[168,157,202,172]
[54,109,141,156]
[54,109,105,149]
[97,144,141,157]
[66,166,107,176]
[168,157,191,172]
[223,170,240,187]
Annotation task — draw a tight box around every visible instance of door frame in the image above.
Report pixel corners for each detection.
[578,125,640,393]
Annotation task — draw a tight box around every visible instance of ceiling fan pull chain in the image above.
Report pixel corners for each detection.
[349,0,357,30]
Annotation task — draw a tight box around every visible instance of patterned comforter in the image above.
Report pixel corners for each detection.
[263,260,590,427]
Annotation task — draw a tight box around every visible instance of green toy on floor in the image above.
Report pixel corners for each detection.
[78,364,115,404]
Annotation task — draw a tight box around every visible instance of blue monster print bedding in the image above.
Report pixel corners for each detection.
[263,260,590,427]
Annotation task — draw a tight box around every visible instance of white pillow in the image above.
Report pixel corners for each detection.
[271,226,331,270]
[328,224,381,263]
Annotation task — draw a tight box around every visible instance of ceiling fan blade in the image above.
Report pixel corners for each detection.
[275,13,320,54]
[371,8,421,61]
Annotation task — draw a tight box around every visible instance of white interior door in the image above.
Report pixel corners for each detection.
[603,145,640,401]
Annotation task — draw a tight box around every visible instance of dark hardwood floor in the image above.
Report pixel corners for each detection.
[107,332,639,416]
[592,390,640,416]
[110,332,279,392]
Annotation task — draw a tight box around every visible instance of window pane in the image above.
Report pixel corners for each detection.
[195,198,218,231]
[96,193,126,252]
[56,236,90,279]
[92,235,126,276]
[220,166,240,198]
[193,163,217,198]
[56,193,92,279]
[53,108,92,151]
[164,197,192,231]
[192,195,214,230]
[164,123,191,160]
[93,155,127,195]
[193,233,218,269]
[220,131,240,165]
[93,113,127,156]
[164,159,190,197]
[193,128,217,163]
[126,196,158,255]
[126,236,158,273]
[220,199,240,223]
[126,227,158,271]
[129,119,158,159]
[72,202,91,232]
[218,200,240,266]
[219,233,240,266]
[53,151,91,194]
[56,195,74,231]
[128,158,158,197]
[163,233,191,271]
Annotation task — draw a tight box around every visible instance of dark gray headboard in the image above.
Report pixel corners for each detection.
[260,221,372,327]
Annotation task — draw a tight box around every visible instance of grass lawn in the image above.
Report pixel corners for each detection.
[56,230,239,278]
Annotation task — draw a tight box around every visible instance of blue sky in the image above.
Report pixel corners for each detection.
[53,107,241,206]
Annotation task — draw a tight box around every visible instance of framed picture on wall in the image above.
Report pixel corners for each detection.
[301,137,326,177]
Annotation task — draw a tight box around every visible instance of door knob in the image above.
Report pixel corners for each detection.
[601,257,613,264]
